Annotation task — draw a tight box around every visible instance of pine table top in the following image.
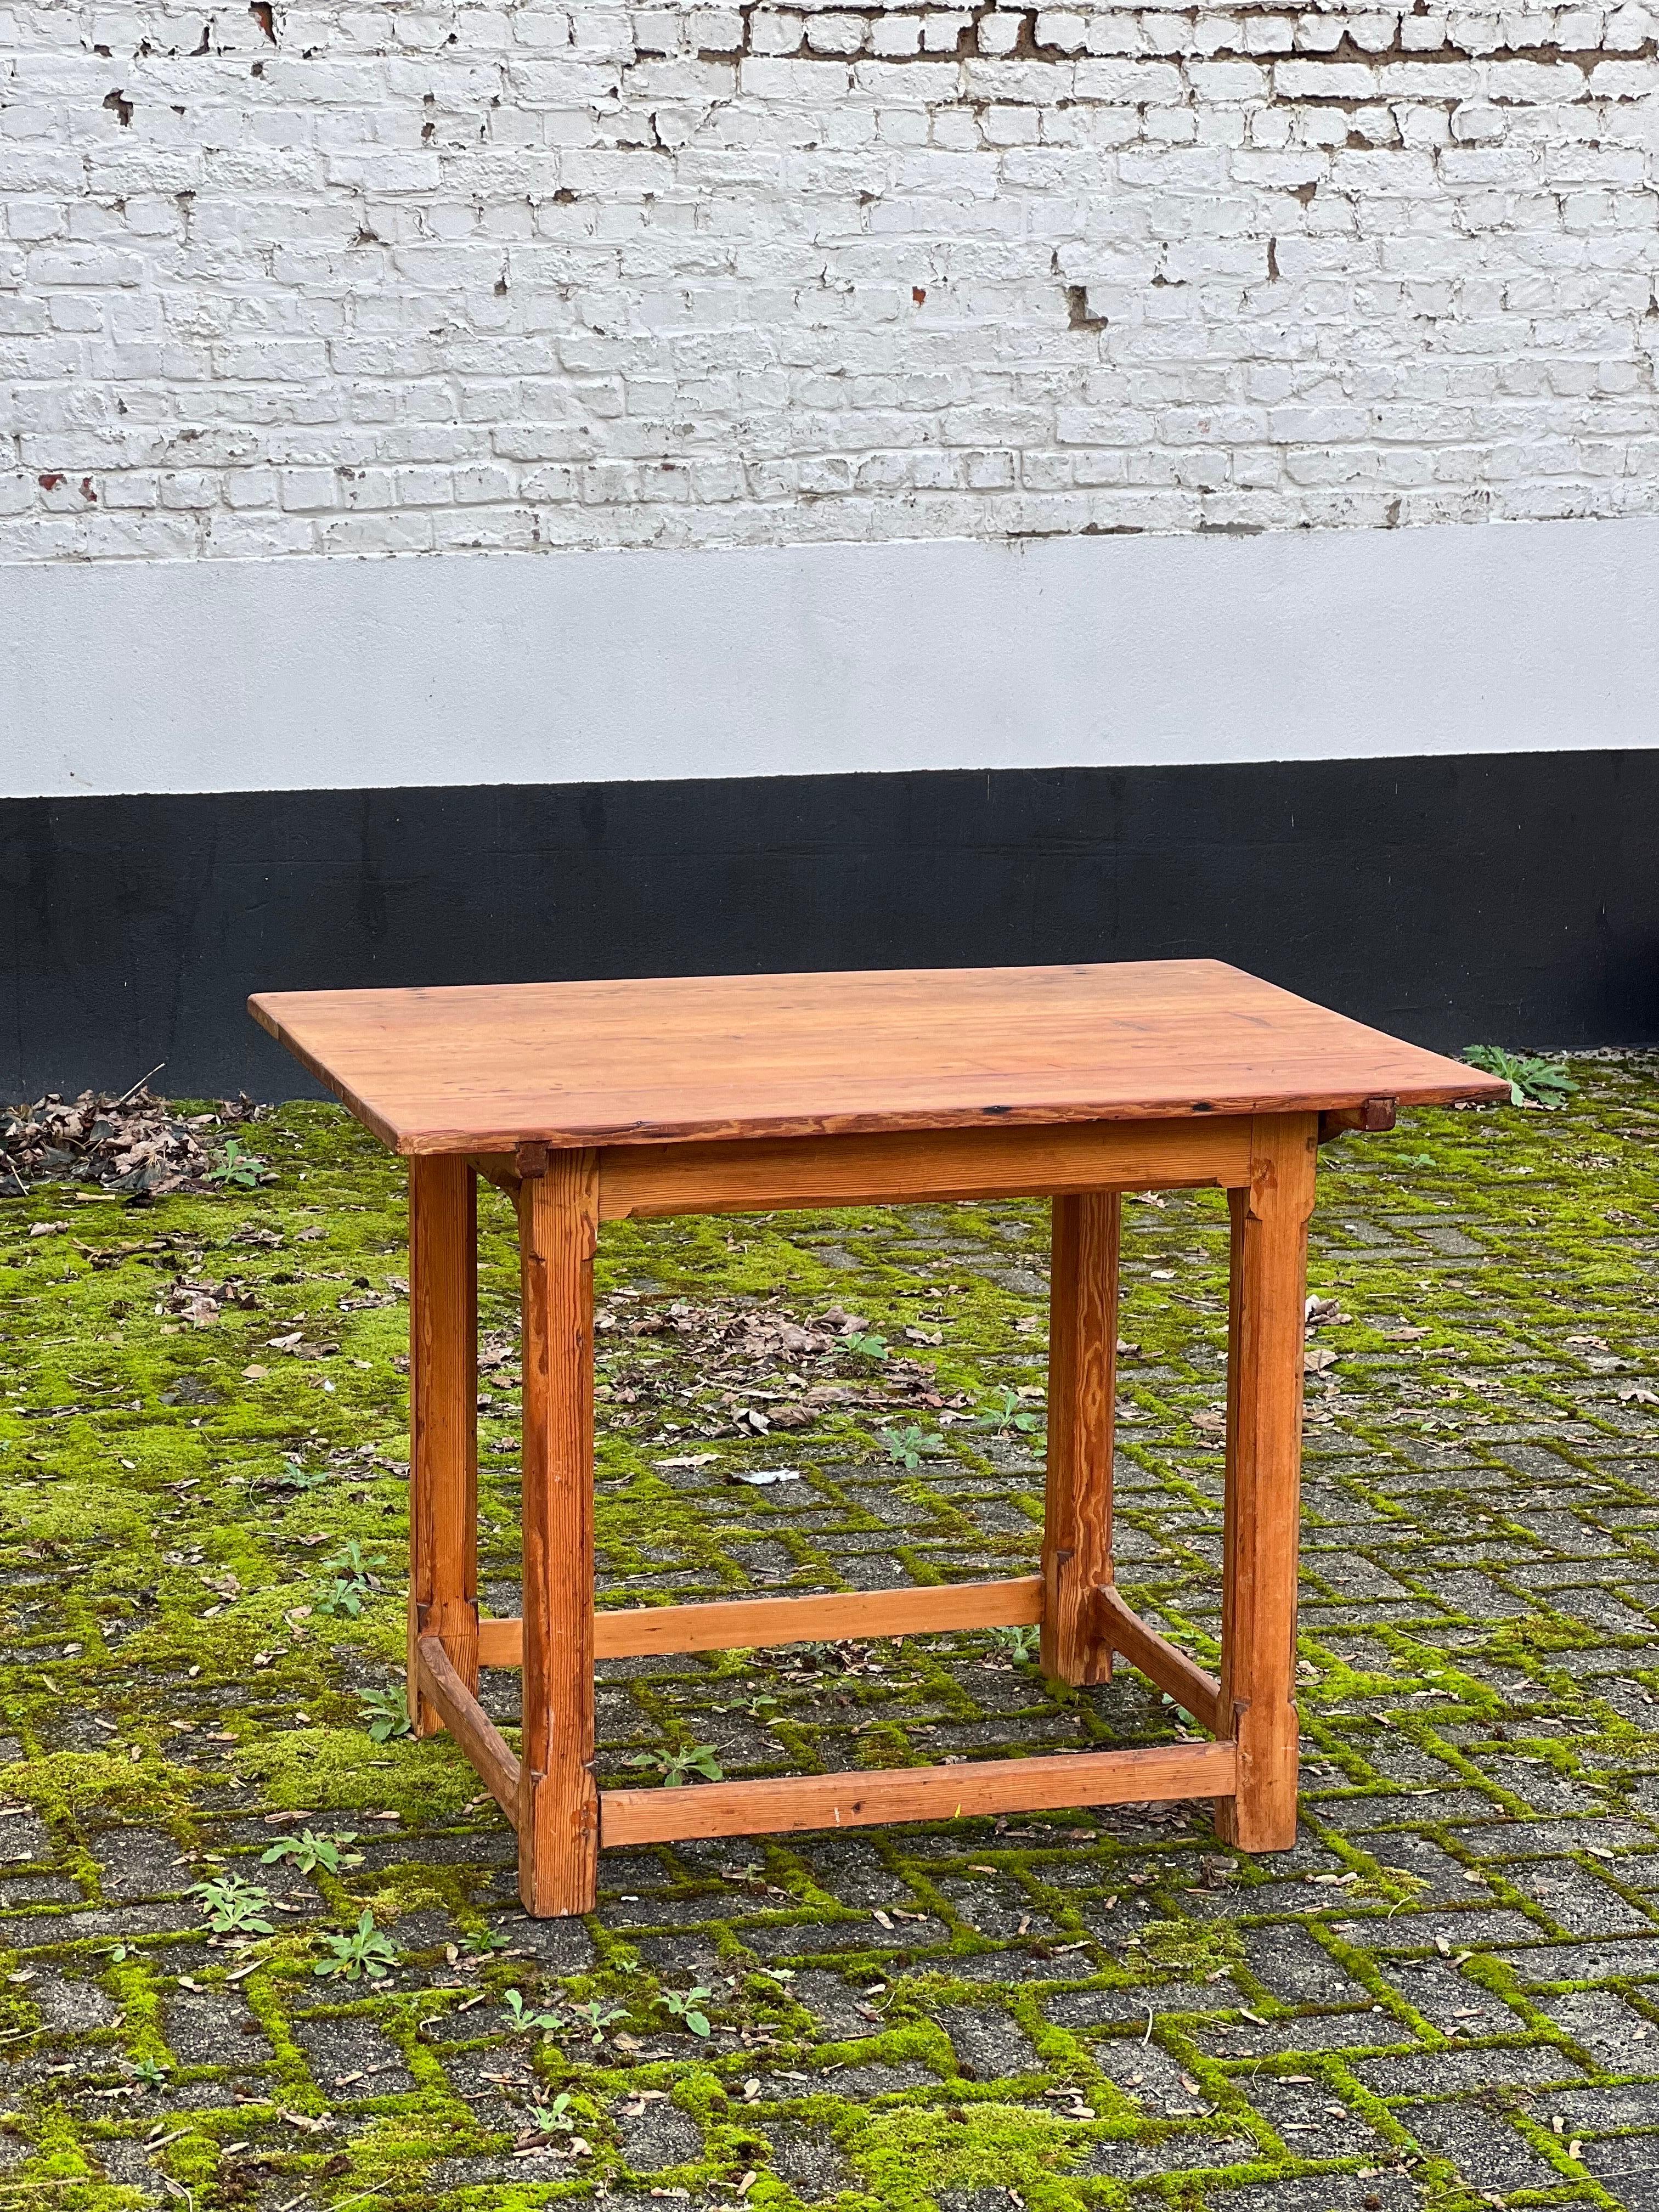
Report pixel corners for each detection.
[250,960,1506,1156]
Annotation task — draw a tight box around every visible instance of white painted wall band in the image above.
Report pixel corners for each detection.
[2,516,1655,800]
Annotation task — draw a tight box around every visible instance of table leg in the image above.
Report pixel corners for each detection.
[516,1148,601,1916]
[408,1158,479,1736]
[1041,1191,1120,1685]
[1216,1114,1317,1850]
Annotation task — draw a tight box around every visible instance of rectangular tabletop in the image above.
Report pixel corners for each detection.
[250,961,1506,1155]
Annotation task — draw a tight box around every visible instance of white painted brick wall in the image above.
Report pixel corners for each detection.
[2,0,1658,559]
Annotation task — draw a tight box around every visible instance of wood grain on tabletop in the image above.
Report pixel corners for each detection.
[248,960,1509,1153]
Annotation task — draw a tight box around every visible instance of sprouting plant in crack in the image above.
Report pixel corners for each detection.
[997,1622,1041,1664]
[878,1422,945,1469]
[122,2054,172,2090]
[1464,1045,1577,1108]
[190,1871,275,1936]
[503,1987,565,2034]
[261,1827,363,1877]
[620,1741,723,1786]
[567,1997,628,2045]
[975,1385,1042,1437]
[313,1909,398,1983]
[314,1537,381,1616]
[359,1686,413,1741]
[265,1455,330,1493]
[526,2092,577,2136]
[656,1983,713,2037]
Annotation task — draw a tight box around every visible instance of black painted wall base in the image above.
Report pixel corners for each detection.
[3,751,1656,1099]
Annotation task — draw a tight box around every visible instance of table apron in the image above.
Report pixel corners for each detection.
[469,1115,1254,1220]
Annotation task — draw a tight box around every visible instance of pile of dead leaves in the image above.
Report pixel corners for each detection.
[157,1274,262,1328]
[594,1293,963,1440]
[597,1291,845,1367]
[1,1084,267,1198]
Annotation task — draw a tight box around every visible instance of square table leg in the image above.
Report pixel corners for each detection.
[407,1157,479,1735]
[1041,1190,1120,1685]
[516,1148,602,1917]
[1216,1114,1317,1850]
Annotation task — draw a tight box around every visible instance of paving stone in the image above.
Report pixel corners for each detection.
[0,1901,183,1950]
[743,1913,949,1959]
[1502,1859,1659,1937]
[764,2125,852,2200]
[439,2044,534,2130]
[1207,2172,1428,2211]
[807,2057,939,2097]
[290,2011,414,2095]
[1542,1987,1659,2068]
[1357,1908,1550,1953]
[0,1874,82,1907]
[33,1974,121,2032]
[1351,2043,1590,2096]
[1243,1926,1368,2004]
[1544,2081,1659,2129]
[617,2094,704,2171]
[91,1829,189,1901]
[1197,2009,1390,2057]
[1043,1981,1224,2026]
[1375,1959,1528,2035]
[163,1983,272,2066]
[935,2004,1041,2080]
[1397,2097,1573,2190]
[1496,1936,1659,1987]
[92,2139,167,2200]
[483,1913,595,1972]
[1090,2035,1199,2102]
[1246,2075,1390,2154]
[0,1808,53,1860]
[789,1968,883,2040]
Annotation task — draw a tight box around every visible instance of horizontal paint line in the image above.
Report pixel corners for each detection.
[3,514,1657,798]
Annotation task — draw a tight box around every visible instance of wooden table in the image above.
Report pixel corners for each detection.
[251,961,1505,1916]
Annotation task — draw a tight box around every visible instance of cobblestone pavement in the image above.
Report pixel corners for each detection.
[1,1059,1657,2210]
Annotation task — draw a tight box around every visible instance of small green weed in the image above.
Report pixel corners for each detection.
[997,1623,1041,1664]
[315,1538,381,1617]
[122,2055,171,2090]
[845,1330,888,1361]
[527,2094,577,2136]
[189,1871,275,1936]
[879,1423,945,1469]
[567,1998,627,2045]
[207,1137,268,1188]
[314,1909,398,1983]
[359,1688,413,1742]
[1464,1045,1577,1109]
[656,1983,713,2036]
[620,1742,723,1786]
[265,1457,330,1493]
[503,1987,564,2034]
[974,1386,1042,1437]
[260,1827,363,1877]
